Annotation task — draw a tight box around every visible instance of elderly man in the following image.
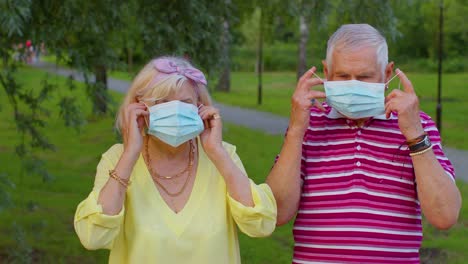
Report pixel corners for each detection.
[267,24,461,263]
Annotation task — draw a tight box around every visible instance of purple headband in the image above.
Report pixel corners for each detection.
[150,58,207,86]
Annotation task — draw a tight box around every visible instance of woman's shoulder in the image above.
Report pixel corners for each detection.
[102,143,124,164]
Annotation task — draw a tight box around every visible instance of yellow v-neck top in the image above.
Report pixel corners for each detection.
[74,140,277,264]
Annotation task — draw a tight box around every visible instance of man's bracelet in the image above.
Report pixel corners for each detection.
[406,133,427,146]
[408,134,432,153]
[409,144,433,157]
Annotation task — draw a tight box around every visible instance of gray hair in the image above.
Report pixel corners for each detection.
[326,24,388,75]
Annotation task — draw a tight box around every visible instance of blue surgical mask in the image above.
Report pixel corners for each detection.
[146,100,204,147]
[324,80,386,119]
[314,72,400,119]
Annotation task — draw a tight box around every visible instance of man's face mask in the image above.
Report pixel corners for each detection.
[145,100,204,147]
[314,72,400,119]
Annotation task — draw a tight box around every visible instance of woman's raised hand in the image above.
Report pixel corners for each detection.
[122,102,149,159]
[198,104,223,158]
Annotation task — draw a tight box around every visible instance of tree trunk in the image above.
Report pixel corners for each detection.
[93,65,108,114]
[257,8,263,105]
[297,14,310,80]
[216,18,231,92]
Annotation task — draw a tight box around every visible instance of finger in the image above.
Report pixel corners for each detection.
[198,106,213,116]
[199,108,214,120]
[303,77,325,89]
[385,104,393,119]
[306,91,326,112]
[395,69,415,94]
[386,89,405,101]
[298,67,318,91]
[384,100,397,119]
[200,108,220,120]
[306,90,326,99]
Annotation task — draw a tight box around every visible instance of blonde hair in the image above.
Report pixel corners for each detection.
[115,56,212,132]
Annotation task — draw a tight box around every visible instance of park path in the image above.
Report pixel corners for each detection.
[31,61,468,182]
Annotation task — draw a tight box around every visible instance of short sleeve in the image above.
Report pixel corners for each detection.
[420,112,456,180]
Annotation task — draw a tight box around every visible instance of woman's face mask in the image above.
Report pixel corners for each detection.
[146,100,204,147]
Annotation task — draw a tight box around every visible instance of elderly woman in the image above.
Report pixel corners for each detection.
[74,56,277,263]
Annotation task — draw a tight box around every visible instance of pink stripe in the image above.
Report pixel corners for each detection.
[294,235,421,247]
[293,251,419,264]
[300,193,419,208]
[293,246,419,258]
[303,178,416,197]
[295,211,421,224]
[298,202,421,217]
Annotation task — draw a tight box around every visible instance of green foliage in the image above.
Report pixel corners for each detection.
[8,222,33,263]
[136,0,227,75]
[0,173,14,213]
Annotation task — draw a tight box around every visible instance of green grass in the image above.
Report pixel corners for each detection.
[0,67,467,263]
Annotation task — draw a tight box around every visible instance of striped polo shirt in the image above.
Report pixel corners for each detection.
[292,104,455,264]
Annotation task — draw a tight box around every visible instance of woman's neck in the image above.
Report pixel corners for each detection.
[146,136,191,160]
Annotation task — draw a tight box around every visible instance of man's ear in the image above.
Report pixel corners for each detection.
[385,61,395,83]
[322,60,329,79]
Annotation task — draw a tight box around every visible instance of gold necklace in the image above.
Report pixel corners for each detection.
[145,138,193,179]
[144,139,196,197]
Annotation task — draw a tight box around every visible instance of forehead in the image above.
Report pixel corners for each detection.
[331,46,379,74]
[167,81,198,99]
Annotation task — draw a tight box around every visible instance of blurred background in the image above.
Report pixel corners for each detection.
[0,0,466,263]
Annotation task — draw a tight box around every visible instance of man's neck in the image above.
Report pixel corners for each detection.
[355,118,369,127]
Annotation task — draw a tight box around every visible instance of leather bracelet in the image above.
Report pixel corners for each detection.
[406,133,427,146]
[408,134,432,153]
[109,169,131,188]
[409,144,433,157]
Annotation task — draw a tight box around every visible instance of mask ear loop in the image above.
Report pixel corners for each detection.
[310,72,325,105]
[385,71,402,89]
[312,72,325,83]
[139,101,150,133]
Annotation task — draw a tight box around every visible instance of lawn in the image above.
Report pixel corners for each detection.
[0,67,466,263]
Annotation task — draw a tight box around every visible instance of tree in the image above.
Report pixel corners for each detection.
[31,0,125,115]
[136,0,226,80]
[333,0,399,41]
[251,0,290,105]
[294,0,331,80]
[0,1,84,260]
[216,0,233,92]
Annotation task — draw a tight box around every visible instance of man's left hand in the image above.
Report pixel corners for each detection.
[385,69,424,140]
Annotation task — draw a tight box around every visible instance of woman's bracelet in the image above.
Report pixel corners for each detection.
[109,169,131,188]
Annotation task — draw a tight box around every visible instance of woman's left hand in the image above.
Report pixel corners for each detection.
[198,104,224,157]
